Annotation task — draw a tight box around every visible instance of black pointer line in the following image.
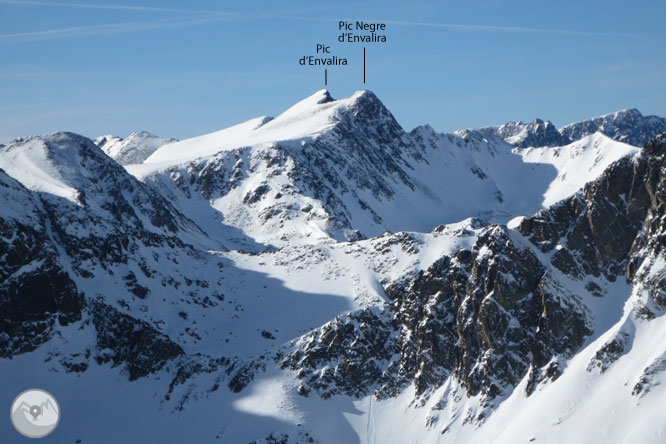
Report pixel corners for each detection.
[363,47,366,83]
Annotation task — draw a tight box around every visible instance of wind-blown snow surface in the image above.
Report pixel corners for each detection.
[142,89,345,167]
[0,137,81,203]
[1,91,665,444]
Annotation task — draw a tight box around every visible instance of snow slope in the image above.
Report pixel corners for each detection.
[0,137,81,203]
[516,132,639,207]
[142,89,344,167]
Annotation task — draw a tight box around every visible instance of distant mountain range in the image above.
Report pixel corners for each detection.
[480,108,666,149]
[1,91,665,443]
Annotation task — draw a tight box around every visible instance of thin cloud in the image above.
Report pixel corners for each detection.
[0,6,625,43]
[0,16,236,42]
[0,4,360,43]
[0,0,235,14]
[0,1,352,15]
[380,19,618,36]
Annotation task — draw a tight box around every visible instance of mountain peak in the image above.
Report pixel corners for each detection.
[0,132,110,203]
[485,118,569,148]
[263,89,340,128]
[314,88,335,104]
[142,90,390,168]
[608,108,642,118]
[127,130,158,139]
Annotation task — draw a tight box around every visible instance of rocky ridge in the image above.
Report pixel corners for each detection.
[482,118,571,148]
[560,108,666,148]
[484,108,666,149]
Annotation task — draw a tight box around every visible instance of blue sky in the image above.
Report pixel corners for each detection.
[0,0,665,144]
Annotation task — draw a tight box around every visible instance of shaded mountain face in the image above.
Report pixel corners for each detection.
[0,167,84,357]
[0,133,223,364]
[560,108,666,147]
[1,91,666,444]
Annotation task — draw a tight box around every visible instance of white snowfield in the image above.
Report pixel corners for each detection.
[141,89,350,167]
[516,132,639,207]
[0,90,662,444]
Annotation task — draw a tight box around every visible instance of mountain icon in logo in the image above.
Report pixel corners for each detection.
[10,389,60,438]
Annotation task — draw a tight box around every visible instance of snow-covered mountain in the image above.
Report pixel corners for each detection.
[1,91,665,444]
[125,90,638,248]
[485,108,666,150]
[95,131,177,165]
[482,118,570,148]
[560,108,666,147]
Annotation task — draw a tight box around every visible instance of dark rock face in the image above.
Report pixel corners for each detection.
[560,108,666,147]
[250,430,320,444]
[587,332,630,373]
[284,91,421,236]
[632,354,666,397]
[518,155,650,281]
[91,301,184,380]
[0,170,84,357]
[0,134,207,370]
[517,132,666,323]
[280,308,396,399]
[0,257,83,358]
[626,134,666,311]
[389,226,554,399]
[281,225,590,405]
